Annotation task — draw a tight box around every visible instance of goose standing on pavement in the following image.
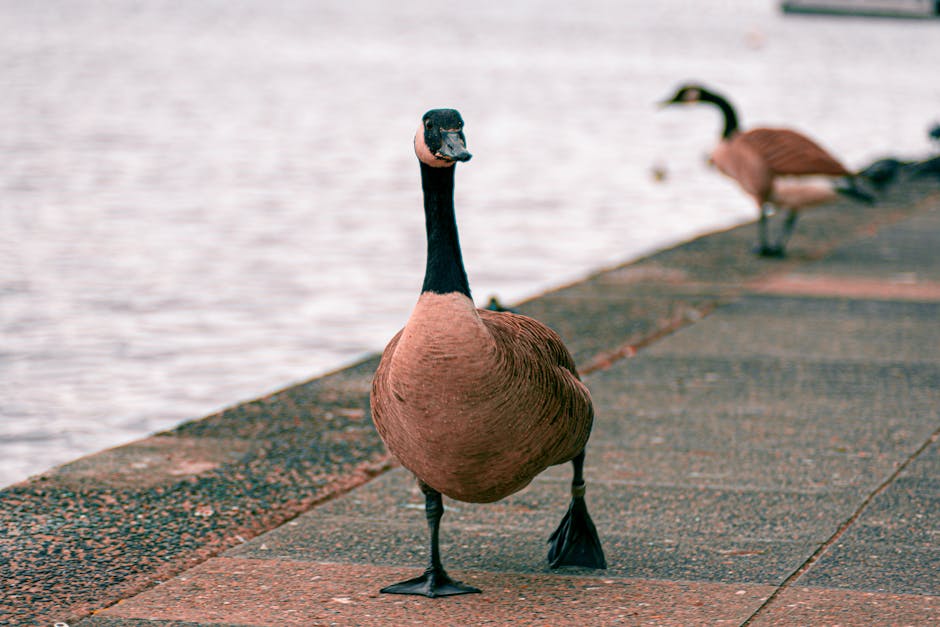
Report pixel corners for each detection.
[660,83,872,256]
[370,109,606,598]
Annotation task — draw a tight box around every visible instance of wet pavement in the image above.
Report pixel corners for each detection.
[3,179,939,626]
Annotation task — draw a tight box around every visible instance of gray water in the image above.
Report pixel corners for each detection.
[2,0,938,488]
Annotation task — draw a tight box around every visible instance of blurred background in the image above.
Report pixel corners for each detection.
[1,0,938,487]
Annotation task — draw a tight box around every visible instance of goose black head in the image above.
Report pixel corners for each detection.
[415,109,472,167]
[659,84,707,107]
[659,84,738,138]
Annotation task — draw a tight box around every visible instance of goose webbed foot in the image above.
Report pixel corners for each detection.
[547,487,607,569]
[381,566,481,598]
[381,485,481,597]
[752,244,786,258]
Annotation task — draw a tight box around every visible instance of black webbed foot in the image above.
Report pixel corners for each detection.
[381,485,482,597]
[381,566,481,598]
[547,488,607,569]
[752,244,786,258]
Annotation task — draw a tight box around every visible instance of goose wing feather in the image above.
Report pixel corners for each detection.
[739,128,851,176]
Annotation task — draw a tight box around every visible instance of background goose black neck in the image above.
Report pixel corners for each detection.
[702,90,739,139]
[420,162,471,298]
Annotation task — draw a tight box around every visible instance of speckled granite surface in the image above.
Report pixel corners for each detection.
[2,179,939,626]
[0,359,393,626]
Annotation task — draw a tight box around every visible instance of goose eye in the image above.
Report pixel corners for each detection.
[425,119,433,130]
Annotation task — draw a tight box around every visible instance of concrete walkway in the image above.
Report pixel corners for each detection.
[3,179,939,626]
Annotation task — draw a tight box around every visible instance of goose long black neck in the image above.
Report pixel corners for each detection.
[702,90,739,139]
[420,162,471,298]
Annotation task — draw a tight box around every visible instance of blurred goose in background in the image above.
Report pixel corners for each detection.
[661,83,873,257]
[370,109,606,598]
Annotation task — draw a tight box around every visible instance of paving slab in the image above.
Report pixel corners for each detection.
[81,558,775,627]
[645,295,940,365]
[748,586,937,627]
[799,435,940,596]
[219,467,834,583]
[792,204,940,283]
[587,355,940,511]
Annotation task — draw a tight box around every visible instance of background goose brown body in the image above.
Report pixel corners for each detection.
[371,292,593,504]
[711,128,851,209]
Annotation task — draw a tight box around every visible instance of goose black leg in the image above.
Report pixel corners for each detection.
[754,204,784,257]
[381,482,481,597]
[547,450,607,569]
[773,208,799,256]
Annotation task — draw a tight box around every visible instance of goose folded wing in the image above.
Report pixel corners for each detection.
[478,309,593,434]
[740,128,851,176]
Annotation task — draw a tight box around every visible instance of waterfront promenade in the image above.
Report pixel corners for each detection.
[2,177,939,626]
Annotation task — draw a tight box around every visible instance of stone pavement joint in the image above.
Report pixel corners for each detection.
[579,301,719,375]
[741,425,940,626]
[752,274,940,301]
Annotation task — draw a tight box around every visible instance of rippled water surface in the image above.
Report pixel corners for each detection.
[2,0,938,486]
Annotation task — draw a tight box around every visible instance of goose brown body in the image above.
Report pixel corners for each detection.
[711,128,850,208]
[371,292,593,503]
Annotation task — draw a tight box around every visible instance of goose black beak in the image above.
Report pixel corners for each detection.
[436,131,472,162]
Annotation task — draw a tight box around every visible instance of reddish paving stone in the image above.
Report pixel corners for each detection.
[751,274,940,302]
[92,557,774,626]
[748,586,938,627]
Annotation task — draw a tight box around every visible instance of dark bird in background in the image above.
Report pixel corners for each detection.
[370,109,606,598]
[484,295,518,313]
[855,123,940,190]
[858,158,910,190]
[929,123,940,146]
[660,83,873,257]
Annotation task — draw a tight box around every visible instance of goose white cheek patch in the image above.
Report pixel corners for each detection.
[414,124,457,168]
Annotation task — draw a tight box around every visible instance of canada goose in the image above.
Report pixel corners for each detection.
[370,109,606,598]
[661,83,872,257]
